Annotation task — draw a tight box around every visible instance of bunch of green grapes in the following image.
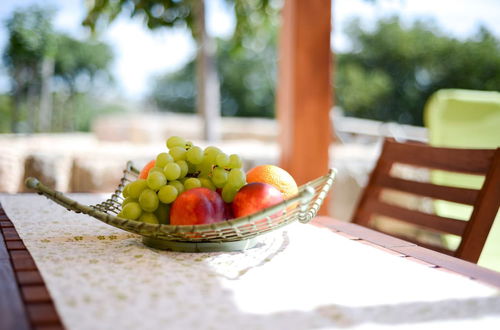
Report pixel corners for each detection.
[118,136,246,224]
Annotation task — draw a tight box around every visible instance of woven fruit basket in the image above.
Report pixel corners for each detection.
[25,161,336,252]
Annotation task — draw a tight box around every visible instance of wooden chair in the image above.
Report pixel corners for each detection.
[352,138,500,263]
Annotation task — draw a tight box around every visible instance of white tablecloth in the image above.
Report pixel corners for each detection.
[2,194,500,330]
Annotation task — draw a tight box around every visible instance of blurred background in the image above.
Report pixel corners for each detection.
[0,0,499,222]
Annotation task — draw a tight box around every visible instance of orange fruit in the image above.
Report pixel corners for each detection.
[246,165,298,199]
[139,159,156,179]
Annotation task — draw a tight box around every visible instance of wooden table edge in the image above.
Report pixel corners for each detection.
[313,216,500,289]
[0,203,65,330]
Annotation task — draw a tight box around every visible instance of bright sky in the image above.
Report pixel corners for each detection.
[0,0,499,100]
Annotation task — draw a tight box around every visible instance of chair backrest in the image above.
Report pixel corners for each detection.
[352,138,500,263]
[423,88,500,269]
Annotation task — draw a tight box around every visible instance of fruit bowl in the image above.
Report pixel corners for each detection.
[25,161,336,252]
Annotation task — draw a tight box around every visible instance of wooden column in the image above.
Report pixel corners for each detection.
[276,0,333,213]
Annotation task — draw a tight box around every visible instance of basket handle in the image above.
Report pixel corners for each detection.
[297,186,315,223]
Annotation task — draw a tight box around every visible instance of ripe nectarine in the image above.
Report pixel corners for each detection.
[232,182,284,218]
[170,188,225,225]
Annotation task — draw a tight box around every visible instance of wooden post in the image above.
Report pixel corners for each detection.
[276,0,333,214]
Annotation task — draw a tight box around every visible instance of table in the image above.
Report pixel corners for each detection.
[1,194,500,330]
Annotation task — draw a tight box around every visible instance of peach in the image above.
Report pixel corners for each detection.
[232,182,284,218]
[139,159,156,179]
[170,188,225,225]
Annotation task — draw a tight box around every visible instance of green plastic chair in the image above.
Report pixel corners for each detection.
[424,89,500,271]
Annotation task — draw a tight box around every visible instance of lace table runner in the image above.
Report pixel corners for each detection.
[1,194,500,330]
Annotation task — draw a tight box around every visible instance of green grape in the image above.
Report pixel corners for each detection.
[211,167,228,188]
[122,197,136,207]
[169,180,184,194]
[204,146,221,155]
[139,212,159,224]
[187,161,198,174]
[166,136,186,149]
[185,141,193,149]
[184,178,201,190]
[154,203,170,225]
[149,167,164,174]
[216,153,229,168]
[128,179,148,199]
[122,202,142,220]
[186,146,203,164]
[164,162,181,180]
[221,184,238,203]
[176,160,188,178]
[204,146,221,164]
[122,183,131,198]
[158,185,178,204]
[197,173,209,180]
[156,152,174,168]
[196,159,213,177]
[227,168,246,188]
[199,177,216,191]
[169,146,187,161]
[139,189,159,212]
[147,171,167,191]
[228,154,243,169]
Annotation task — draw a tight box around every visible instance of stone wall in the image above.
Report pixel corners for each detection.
[92,113,278,143]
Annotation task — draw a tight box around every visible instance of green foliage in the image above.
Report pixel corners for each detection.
[54,34,114,91]
[231,0,272,49]
[83,0,271,45]
[2,6,117,132]
[150,2,279,118]
[151,62,196,114]
[3,6,57,66]
[3,6,55,100]
[67,93,125,132]
[83,0,195,33]
[153,15,500,123]
[218,1,278,117]
[336,17,500,126]
[0,94,12,133]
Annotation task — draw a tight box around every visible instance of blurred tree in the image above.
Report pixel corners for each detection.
[0,94,12,133]
[336,17,500,126]
[54,34,114,131]
[3,6,56,132]
[151,62,196,114]
[151,3,278,118]
[55,35,113,92]
[2,6,114,133]
[83,0,273,141]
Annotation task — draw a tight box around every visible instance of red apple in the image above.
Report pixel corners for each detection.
[232,182,284,218]
[170,188,225,225]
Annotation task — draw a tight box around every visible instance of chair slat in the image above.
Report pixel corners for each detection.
[456,148,500,263]
[365,199,467,236]
[373,175,479,205]
[382,139,495,175]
